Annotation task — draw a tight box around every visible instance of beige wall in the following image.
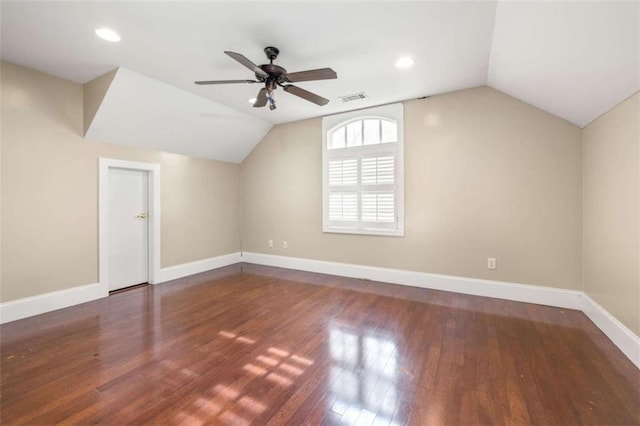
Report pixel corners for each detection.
[583,92,640,335]
[1,61,241,302]
[242,87,583,289]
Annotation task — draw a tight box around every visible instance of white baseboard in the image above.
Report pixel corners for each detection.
[0,283,103,325]
[0,252,242,325]
[580,294,640,369]
[158,251,242,283]
[241,252,582,309]
[241,251,640,369]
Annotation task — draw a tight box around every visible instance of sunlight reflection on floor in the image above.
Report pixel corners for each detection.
[177,331,315,424]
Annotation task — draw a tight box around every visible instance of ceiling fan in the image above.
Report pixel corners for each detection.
[195,46,337,111]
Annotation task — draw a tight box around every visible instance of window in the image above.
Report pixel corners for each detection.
[322,103,404,236]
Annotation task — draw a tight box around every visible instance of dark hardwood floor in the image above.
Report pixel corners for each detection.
[1,263,638,425]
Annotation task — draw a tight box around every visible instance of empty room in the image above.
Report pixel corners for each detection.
[0,1,638,424]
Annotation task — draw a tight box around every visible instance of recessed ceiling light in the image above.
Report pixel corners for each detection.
[395,56,414,69]
[95,28,121,42]
[248,98,257,104]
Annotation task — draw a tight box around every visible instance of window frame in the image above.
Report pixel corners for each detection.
[322,103,405,237]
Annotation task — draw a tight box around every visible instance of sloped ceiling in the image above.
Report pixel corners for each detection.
[85,68,273,163]
[1,1,638,163]
[489,1,639,127]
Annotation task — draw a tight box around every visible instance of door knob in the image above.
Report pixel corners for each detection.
[137,213,148,219]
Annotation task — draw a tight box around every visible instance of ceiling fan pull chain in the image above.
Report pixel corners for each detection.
[267,91,277,111]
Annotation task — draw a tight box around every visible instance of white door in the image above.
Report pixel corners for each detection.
[108,168,149,291]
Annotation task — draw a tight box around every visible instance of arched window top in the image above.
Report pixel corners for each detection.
[328,116,398,150]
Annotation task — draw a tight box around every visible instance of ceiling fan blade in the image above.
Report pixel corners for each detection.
[224,51,269,78]
[283,85,330,106]
[284,68,337,83]
[254,88,268,108]
[194,79,259,85]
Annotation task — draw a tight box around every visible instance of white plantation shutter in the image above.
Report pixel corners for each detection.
[328,159,358,186]
[361,156,394,185]
[362,192,395,223]
[322,103,404,236]
[329,192,358,222]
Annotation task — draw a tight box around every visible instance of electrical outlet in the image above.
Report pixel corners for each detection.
[487,258,497,270]
[282,241,288,249]
[268,239,273,248]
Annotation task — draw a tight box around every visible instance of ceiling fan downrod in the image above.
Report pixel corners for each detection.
[264,46,279,64]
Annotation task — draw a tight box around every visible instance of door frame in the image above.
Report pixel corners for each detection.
[99,158,161,296]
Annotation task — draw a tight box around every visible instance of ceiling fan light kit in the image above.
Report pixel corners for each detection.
[195,46,337,111]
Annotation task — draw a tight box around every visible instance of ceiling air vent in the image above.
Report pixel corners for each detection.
[339,92,368,103]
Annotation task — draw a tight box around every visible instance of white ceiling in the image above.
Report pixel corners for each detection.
[1,1,638,162]
[489,1,639,127]
[86,67,273,163]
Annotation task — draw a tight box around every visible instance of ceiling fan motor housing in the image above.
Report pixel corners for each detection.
[257,63,288,88]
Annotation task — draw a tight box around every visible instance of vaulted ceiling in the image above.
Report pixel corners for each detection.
[2,1,638,163]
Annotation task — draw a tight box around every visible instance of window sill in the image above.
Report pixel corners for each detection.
[322,227,405,237]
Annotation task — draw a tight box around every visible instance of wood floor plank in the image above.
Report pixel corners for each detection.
[1,263,638,425]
